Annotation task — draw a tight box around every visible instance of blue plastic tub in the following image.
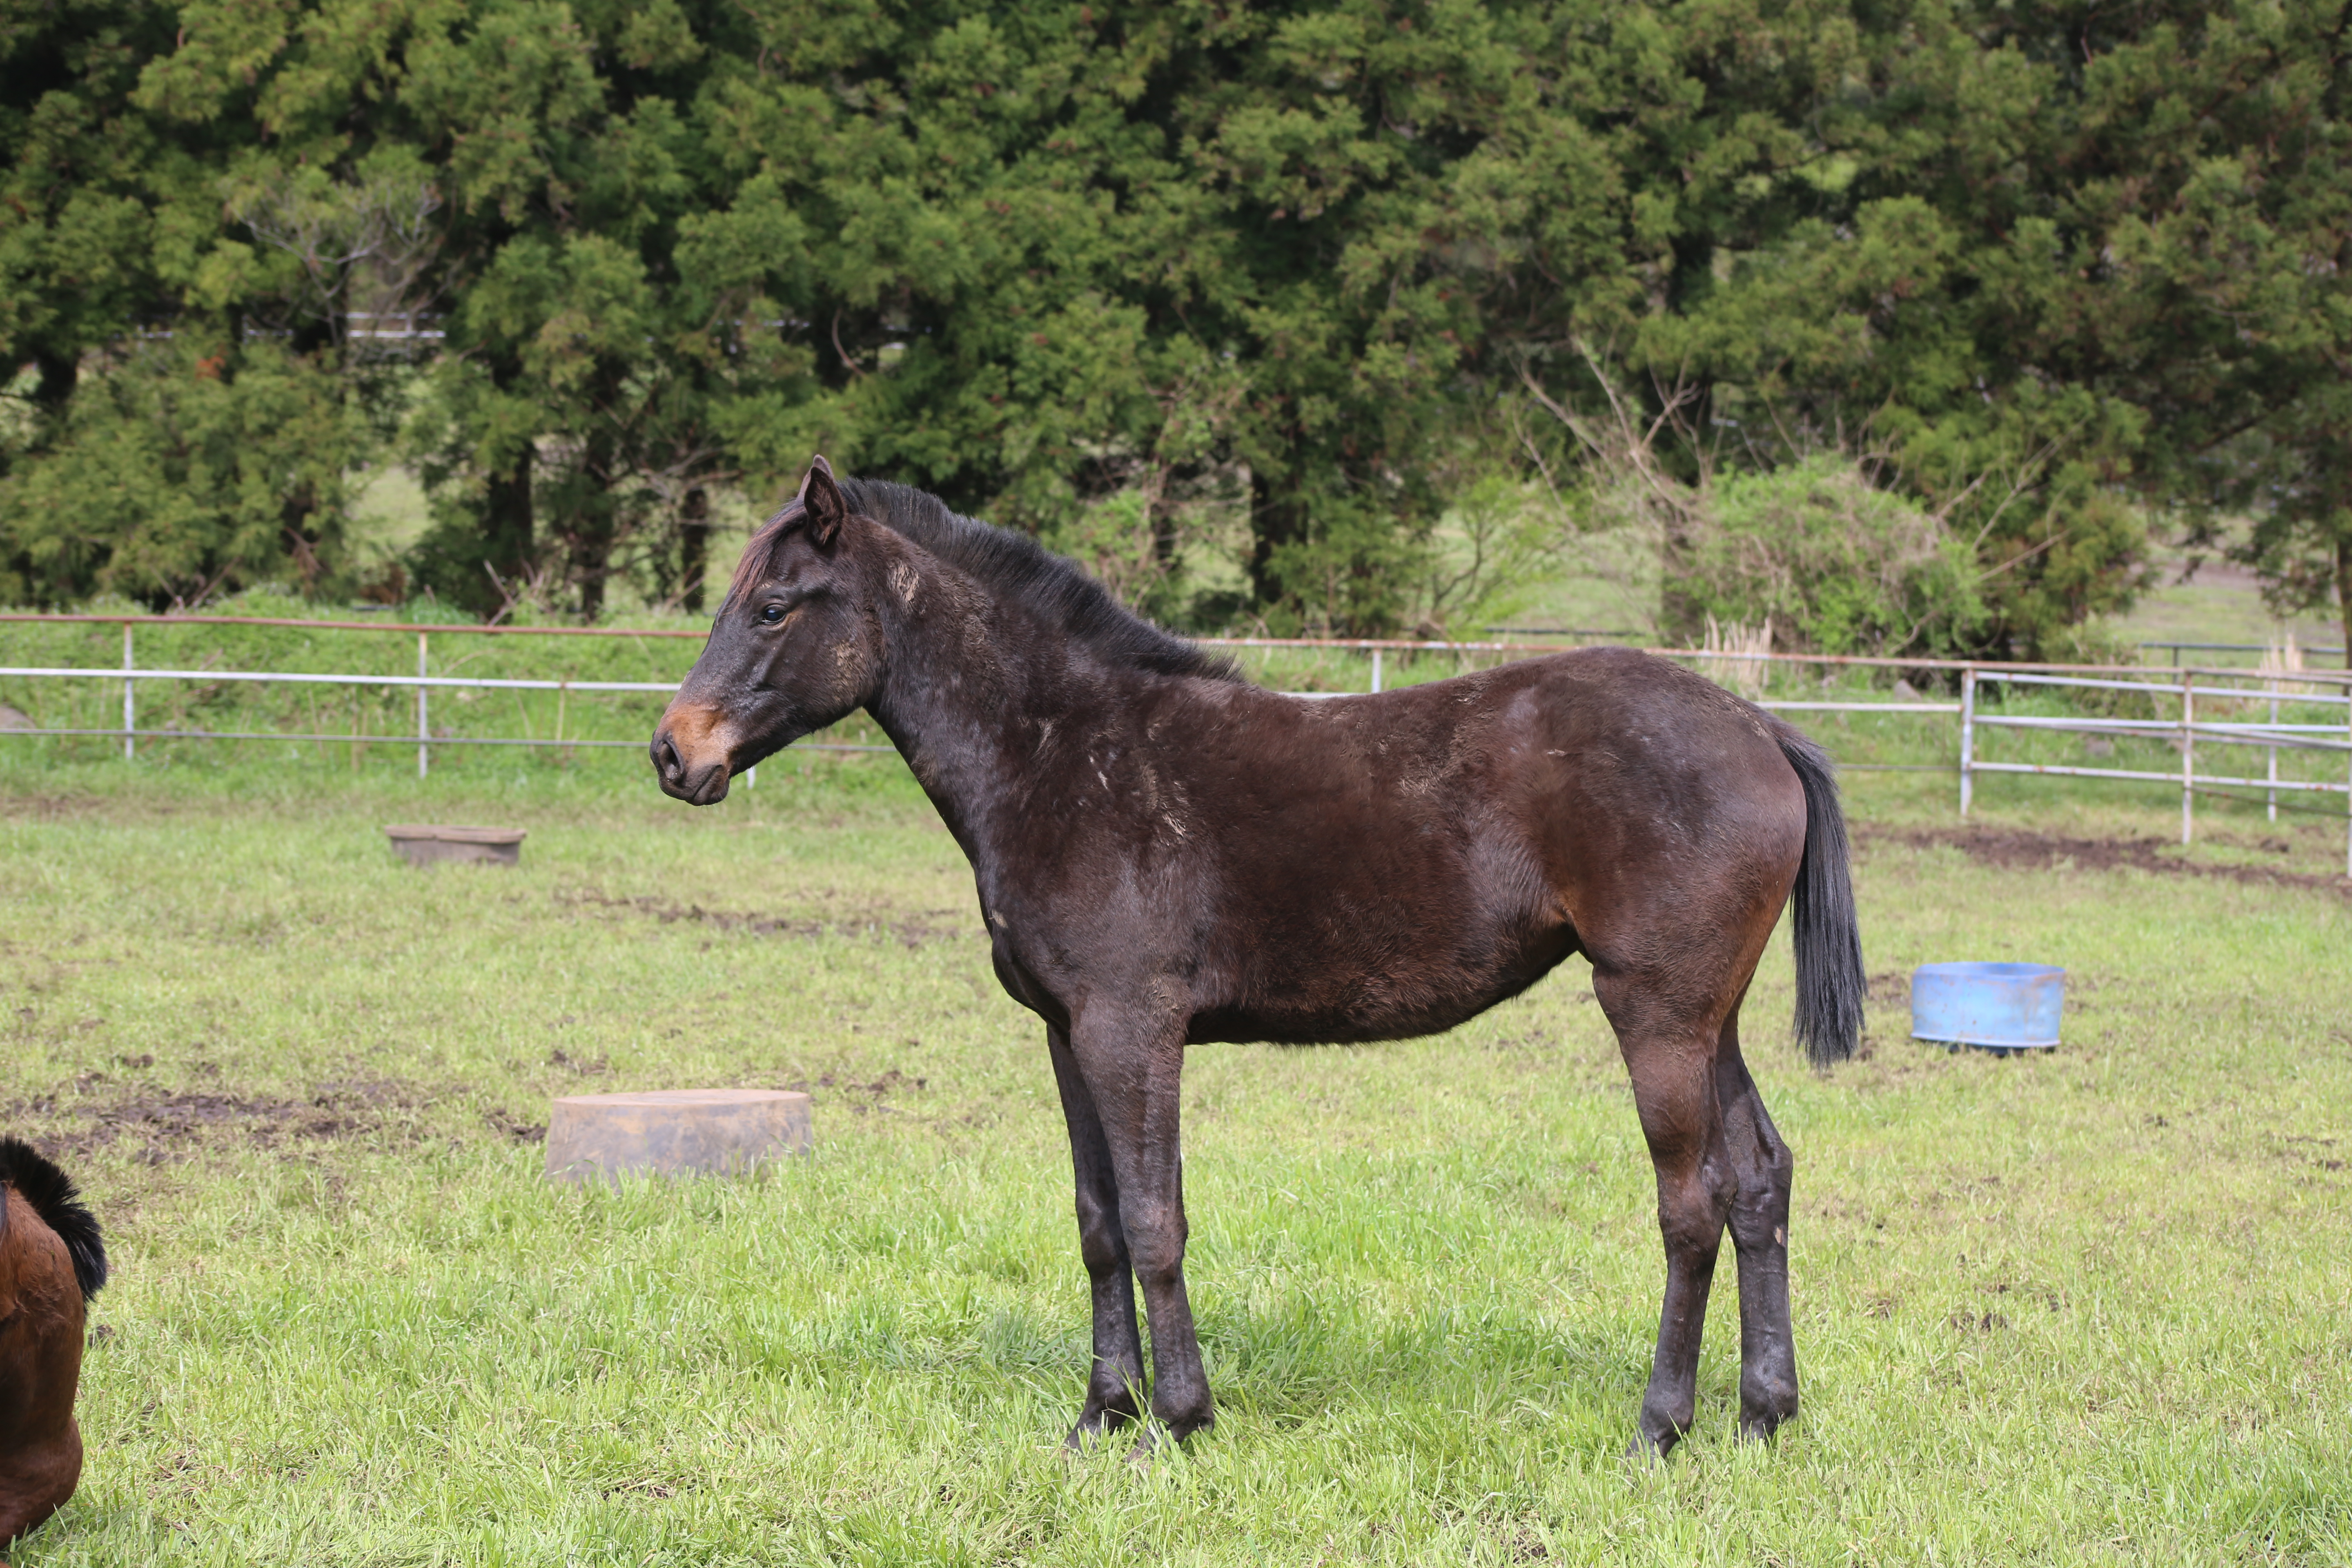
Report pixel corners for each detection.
[1910,962,2065,1053]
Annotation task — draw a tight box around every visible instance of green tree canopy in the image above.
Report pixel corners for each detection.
[2,0,2345,655]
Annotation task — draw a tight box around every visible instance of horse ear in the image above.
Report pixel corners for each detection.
[799,455,847,547]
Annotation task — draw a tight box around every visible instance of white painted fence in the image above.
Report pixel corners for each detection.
[2,617,2346,873]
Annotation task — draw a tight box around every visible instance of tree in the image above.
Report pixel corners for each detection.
[5,0,2343,650]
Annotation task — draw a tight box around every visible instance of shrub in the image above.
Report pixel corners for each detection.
[1672,455,1987,658]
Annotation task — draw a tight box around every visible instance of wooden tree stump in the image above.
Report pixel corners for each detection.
[544,1089,813,1185]
[384,825,527,867]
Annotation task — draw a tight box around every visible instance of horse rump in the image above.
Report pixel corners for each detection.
[0,1137,105,1547]
[0,1138,106,1301]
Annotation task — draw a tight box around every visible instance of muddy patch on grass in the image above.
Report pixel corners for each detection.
[0,793,110,823]
[483,1105,548,1144]
[553,886,968,948]
[12,1076,437,1162]
[1863,825,2352,897]
[775,1065,932,1119]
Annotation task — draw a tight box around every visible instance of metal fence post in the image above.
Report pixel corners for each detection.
[1958,665,1975,816]
[416,630,430,780]
[2180,672,2194,846]
[121,621,134,761]
[1371,647,1383,694]
[2267,688,2279,822]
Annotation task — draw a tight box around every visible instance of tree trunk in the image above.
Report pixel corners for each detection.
[567,444,621,623]
[31,350,78,414]
[483,448,535,608]
[1247,466,1308,614]
[2337,532,2351,673]
[680,486,710,614]
[575,521,614,621]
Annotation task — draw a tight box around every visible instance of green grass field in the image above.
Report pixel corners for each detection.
[2,741,2349,1565]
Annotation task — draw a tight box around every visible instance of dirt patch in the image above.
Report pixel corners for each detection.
[0,793,109,822]
[1865,971,1911,1007]
[15,1076,433,1161]
[554,886,967,948]
[484,1106,547,1144]
[1862,825,2352,897]
[782,1066,930,1116]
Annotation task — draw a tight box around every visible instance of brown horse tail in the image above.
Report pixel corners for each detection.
[1773,725,1866,1067]
[0,1138,107,1301]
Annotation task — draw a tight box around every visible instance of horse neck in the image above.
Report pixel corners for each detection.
[860,549,1103,854]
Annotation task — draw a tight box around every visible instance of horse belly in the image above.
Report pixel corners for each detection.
[1188,910,1578,1047]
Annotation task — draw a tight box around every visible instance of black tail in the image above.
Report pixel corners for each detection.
[0,1138,107,1300]
[1773,725,1866,1068]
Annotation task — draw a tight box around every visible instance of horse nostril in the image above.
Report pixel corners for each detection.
[654,734,681,780]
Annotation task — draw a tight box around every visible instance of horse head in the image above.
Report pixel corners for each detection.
[651,456,888,804]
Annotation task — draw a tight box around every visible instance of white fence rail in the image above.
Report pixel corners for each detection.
[2,618,2347,873]
[1960,667,2352,866]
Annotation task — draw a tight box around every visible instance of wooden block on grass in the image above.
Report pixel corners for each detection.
[385,824,526,867]
[545,1089,813,1186]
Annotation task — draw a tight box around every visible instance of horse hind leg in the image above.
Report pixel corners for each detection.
[1599,973,1737,1458]
[1715,1014,1799,1440]
[1046,1025,1146,1445]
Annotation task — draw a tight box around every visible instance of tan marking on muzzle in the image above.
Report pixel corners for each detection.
[659,700,740,772]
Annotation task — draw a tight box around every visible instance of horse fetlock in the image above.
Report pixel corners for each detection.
[1628,1406,1690,1462]
[1739,1379,1798,1441]
[1635,1367,1698,1436]
[1148,1398,1214,1445]
[1085,1358,1145,1406]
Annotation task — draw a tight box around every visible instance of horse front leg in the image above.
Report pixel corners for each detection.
[1067,1010,1212,1449]
[1046,1023,1145,1446]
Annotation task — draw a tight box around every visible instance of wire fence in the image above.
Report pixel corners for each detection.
[2,612,2346,873]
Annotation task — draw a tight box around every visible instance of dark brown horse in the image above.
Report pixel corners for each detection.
[653,459,1863,1457]
[0,1139,107,1546]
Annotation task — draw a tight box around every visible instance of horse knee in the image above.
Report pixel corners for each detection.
[1072,1192,1128,1273]
[1119,1207,1187,1286]
[1076,1224,1127,1278]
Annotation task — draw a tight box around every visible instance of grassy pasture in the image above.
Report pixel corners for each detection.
[2,747,2349,1566]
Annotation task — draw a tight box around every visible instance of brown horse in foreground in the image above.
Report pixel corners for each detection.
[653,459,1864,1457]
[0,1140,107,1547]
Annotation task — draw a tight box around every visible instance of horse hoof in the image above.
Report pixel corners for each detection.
[1064,1416,1133,1452]
[1739,1379,1797,1442]
[1625,1418,1685,1463]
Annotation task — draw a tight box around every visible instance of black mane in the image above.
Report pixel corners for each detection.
[733,479,1240,685]
[0,1137,106,1300]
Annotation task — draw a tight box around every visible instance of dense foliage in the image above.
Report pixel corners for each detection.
[2,0,2346,654]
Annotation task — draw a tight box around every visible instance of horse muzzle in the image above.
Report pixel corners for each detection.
[651,703,737,806]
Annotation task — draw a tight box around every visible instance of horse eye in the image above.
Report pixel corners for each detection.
[759,602,786,624]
